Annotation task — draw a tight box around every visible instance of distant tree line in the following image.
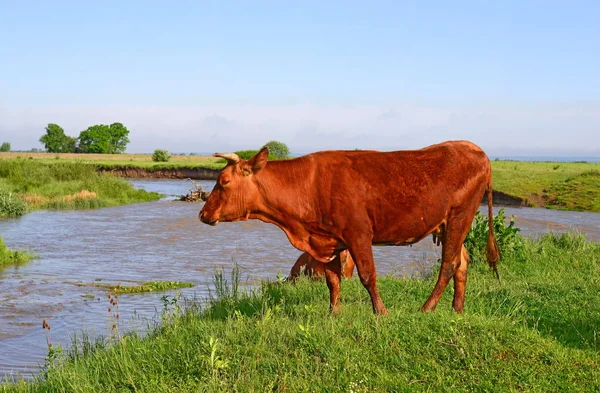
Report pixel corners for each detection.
[0,142,10,152]
[39,123,130,154]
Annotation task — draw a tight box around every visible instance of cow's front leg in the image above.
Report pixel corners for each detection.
[323,256,342,315]
[347,238,387,315]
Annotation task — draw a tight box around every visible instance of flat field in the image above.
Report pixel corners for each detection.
[0,152,223,170]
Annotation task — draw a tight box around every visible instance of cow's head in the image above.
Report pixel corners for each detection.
[199,147,269,225]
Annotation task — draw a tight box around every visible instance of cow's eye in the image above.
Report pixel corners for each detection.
[221,178,230,186]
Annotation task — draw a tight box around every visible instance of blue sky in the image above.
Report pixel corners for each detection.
[1,1,599,155]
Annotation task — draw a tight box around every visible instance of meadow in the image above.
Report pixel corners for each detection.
[2,231,599,392]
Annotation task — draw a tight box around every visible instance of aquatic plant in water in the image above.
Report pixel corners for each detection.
[74,280,194,294]
[0,237,34,268]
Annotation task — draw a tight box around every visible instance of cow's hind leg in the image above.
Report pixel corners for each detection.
[420,244,461,312]
[323,256,342,315]
[421,214,472,312]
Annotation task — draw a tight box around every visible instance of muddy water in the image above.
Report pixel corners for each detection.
[1,179,600,379]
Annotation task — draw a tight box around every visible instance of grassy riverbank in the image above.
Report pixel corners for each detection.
[3,232,599,392]
[0,158,161,217]
[491,160,600,211]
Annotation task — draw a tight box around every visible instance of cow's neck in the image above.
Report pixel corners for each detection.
[253,159,317,224]
[249,160,339,261]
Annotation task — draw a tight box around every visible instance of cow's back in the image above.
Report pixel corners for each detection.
[307,141,491,245]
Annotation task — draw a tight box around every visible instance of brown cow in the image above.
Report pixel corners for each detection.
[199,141,499,315]
[288,250,355,281]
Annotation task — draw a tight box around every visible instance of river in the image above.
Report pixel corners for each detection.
[1,179,600,380]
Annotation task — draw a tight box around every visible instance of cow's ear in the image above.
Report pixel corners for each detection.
[248,146,269,173]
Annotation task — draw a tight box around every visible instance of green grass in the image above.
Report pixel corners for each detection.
[0,159,161,215]
[491,160,600,210]
[3,233,599,392]
[0,237,35,269]
[543,170,600,212]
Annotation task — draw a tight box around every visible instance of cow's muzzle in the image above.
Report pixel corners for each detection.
[199,210,219,226]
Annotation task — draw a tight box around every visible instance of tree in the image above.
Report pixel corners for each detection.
[107,122,130,154]
[39,124,76,153]
[263,140,290,159]
[0,142,10,152]
[78,125,110,154]
[78,123,130,154]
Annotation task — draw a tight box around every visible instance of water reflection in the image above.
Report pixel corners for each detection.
[1,179,599,379]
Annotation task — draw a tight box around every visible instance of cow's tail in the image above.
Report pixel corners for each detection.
[486,179,501,280]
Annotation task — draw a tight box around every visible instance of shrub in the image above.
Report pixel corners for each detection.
[152,149,170,162]
[262,140,290,159]
[234,150,260,160]
[465,208,525,262]
[0,189,28,217]
[227,150,279,164]
[0,142,10,152]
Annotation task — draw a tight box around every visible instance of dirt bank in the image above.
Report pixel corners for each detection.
[483,190,526,207]
[99,166,220,180]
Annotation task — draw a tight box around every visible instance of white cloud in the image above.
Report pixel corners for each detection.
[1,103,599,156]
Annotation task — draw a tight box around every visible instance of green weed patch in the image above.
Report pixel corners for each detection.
[0,237,34,269]
[73,280,195,294]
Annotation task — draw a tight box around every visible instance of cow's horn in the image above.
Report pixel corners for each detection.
[214,152,241,164]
